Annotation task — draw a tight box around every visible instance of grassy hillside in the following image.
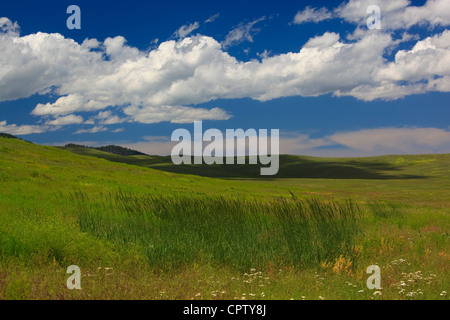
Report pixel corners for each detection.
[1,137,449,300]
[61,144,450,179]
[60,144,450,207]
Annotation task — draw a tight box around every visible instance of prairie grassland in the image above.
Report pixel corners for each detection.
[0,137,448,300]
[74,191,361,271]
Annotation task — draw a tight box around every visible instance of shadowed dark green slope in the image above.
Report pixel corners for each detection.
[2,137,450,207]
[59,144,450,180]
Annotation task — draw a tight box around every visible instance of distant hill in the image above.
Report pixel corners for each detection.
[59,143,449,180]
[95,145,147,156]
[0,133,19,139]
[0,132,32,143]
[63,143,147,156]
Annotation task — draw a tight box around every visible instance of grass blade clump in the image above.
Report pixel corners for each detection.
[73,190,362,271]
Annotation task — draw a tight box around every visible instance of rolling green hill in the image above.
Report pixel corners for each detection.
[0,137,446,206]
[0,137,449,300]
[58,143,450,207]
[64,143,147,156]
[60,143,450,180]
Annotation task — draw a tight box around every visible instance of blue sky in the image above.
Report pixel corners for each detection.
[0,0,449,156]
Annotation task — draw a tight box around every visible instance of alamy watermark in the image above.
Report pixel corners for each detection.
[171,121,280,176]
[67,5,81,30]
[367,5,381,30]
[66,265,81,290]
[366,265,382,290]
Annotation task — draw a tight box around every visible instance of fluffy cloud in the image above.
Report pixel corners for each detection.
[74,126,108,135]
[33,95,107,116]
[294,0,450,29]
[45,114,84,126]
[280,127,450,156]
[0,17,19,35]
[222,17,266,48]
[1,27,447,121]
[375,30,450,82]
[124,105,231,124]
[336,0,450,29]
[174,22,200,38]
[329,127,450,155]
[293,6,334,24]
[0,120,50,135]
[0,0,449,135]
[91,111,128,125]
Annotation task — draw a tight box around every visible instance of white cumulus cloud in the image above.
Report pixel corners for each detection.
[0,2,449,135]
[295,0,450,29]
[46,114,84,126]
[0,120,51,135]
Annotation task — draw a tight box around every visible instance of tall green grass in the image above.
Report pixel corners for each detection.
[72,190,362,271]
[367,201,405,219]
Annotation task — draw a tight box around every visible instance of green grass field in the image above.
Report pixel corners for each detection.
[0,136,448,300]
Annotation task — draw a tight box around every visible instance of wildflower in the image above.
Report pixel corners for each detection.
[373,291,382,296]
[440,291,447,296]
[358,290,364,293]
